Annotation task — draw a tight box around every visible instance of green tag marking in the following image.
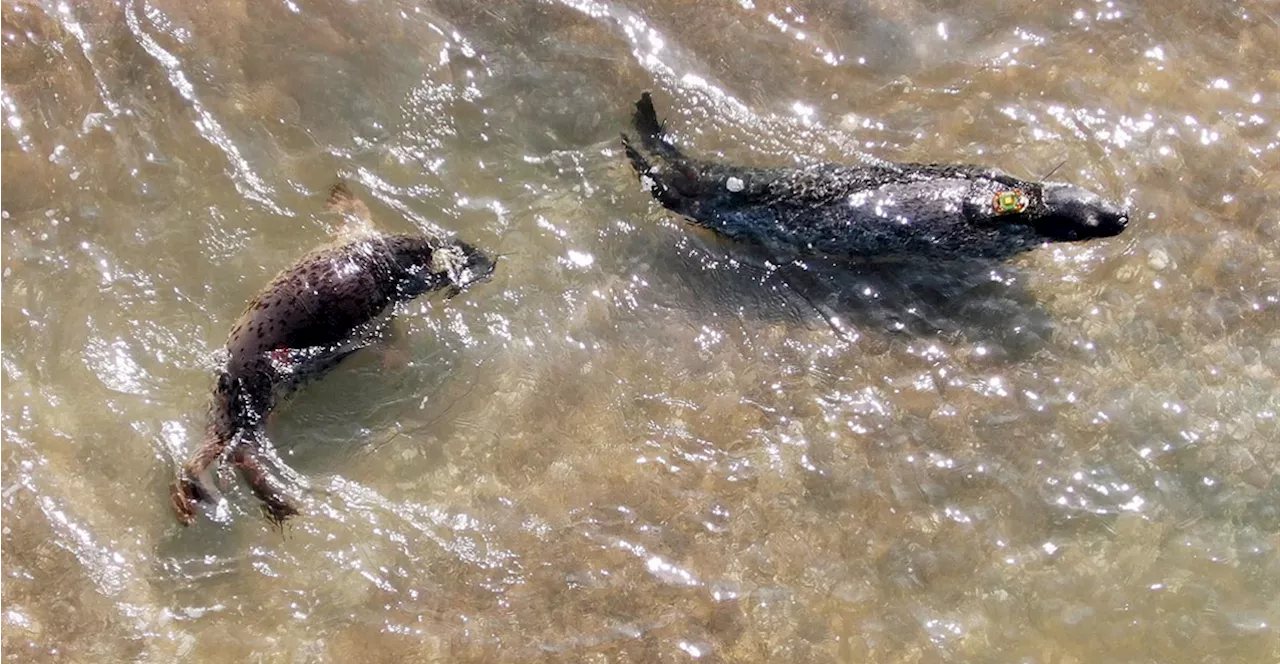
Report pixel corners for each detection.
[993,189,1029,214]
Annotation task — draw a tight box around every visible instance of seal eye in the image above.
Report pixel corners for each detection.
[992,189,1029,215]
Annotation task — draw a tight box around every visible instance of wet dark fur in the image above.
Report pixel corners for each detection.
[171,183,495,526]
[622,92,1127,261]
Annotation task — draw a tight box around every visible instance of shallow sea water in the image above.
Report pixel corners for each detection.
[3,0,1280,661]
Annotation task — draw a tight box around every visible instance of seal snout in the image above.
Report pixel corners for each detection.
[434,240,497,292]
[1088,196,1130,237]
[456,241,498,287]
[1040,182,1130,240]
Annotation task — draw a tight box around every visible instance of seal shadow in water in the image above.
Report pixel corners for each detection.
[632,224,1057,361]
[193,328,475,525]
[262,335,476,483]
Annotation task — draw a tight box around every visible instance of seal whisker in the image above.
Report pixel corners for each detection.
[1040,158,1069,181]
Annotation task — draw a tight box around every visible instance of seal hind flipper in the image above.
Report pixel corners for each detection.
[170,472,204,526]
[621,133,652,178]
[170,431,233,525]
[632,91,680,158]
[623,93,718,218]
[233,446,299,527]
[622,132,689,212]
[629,91,691,164]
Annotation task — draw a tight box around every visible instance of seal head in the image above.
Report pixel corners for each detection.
[427,239,497,297]
[1032,182,1129,241]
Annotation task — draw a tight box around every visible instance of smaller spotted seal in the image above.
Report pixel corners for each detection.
[170,182,496,526]
[622,92,1129,261]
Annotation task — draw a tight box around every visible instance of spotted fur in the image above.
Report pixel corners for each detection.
[171,183,495,526]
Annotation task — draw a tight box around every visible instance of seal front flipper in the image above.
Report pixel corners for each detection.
[325,179,376,235]
[375,319,413,369]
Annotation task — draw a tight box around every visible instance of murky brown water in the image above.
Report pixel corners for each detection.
[3,0,1279,661]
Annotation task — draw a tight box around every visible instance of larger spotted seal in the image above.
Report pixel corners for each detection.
[622,92,1128,261]
[170,182,496,525]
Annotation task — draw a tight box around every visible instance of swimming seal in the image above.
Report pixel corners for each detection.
[170,182,496,526]
[622,92,1128,260]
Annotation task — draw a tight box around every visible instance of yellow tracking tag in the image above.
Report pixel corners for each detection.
[993,189,1029,214]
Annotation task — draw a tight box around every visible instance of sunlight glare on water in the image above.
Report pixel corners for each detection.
[3,0,1279,661]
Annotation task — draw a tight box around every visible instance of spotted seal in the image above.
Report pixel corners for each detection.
[622,92,1128,261]
[170,182,496,525]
